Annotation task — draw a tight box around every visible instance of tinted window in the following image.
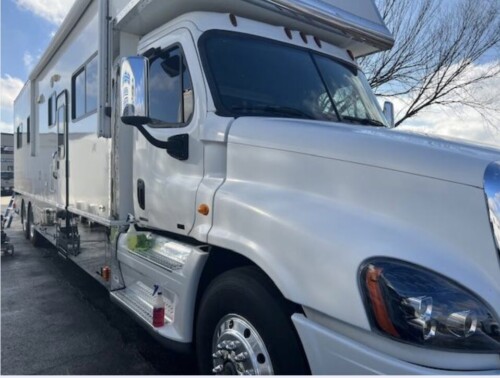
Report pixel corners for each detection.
[203,33,329,120]
[315,55,386,124]
[148,46,193,126]
[86,56,98,113]
[73,69,85,119]
[48,93,56,126]
[16,125,22,149]
[201,31,388,126]
[72,53,98,120]
[27,116,30,144]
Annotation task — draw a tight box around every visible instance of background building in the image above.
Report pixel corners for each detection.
[1,133,14,172]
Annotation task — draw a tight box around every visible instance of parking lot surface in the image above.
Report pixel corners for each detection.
[1,199,198,374]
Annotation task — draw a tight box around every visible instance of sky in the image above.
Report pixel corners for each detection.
[0,0,75,133]
[0,0,499,147]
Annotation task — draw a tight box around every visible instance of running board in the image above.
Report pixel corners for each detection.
[114,232,209,343]
[111,281,173,328]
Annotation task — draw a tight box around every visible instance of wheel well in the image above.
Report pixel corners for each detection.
[194,247,304,331]
[196,247,253,309]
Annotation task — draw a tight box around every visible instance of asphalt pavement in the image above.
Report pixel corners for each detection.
[1,197,198,374]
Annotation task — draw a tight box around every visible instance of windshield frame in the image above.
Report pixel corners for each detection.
[198,30,388,127]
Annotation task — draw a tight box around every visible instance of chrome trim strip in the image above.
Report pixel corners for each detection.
[484,161,500,252]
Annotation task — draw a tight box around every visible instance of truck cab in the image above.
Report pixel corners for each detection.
[115,6,500,374]
[13,0,500,374]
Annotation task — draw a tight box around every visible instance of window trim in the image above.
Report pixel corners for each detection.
[144,43,195,129]
[71,52,98,122]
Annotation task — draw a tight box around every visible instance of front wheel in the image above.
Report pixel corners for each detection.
[195,266,310,375]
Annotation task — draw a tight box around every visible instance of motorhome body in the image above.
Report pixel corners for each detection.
[13,0,500,374]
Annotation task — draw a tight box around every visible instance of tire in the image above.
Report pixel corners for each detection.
[22,203,29,240]
[28,206,42,247]
[196,266,310,375]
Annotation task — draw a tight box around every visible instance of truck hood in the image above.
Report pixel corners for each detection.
[228,117,500,188]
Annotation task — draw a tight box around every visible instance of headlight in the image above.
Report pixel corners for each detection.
[484,161,500,252]
[359,258,500,352]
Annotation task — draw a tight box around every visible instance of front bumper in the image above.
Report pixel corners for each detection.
[292,314,500,375]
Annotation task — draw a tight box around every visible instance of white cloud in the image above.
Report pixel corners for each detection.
[0,75,24,134]
[23,50,42,73]
[1,75,24,110]
[23,51,34,71]
[0,120,14,134]
[386,61,500,148]
[15,0,76,25]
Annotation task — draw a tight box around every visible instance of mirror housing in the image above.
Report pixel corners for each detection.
[120,56,150,126]
[383,101,395,128]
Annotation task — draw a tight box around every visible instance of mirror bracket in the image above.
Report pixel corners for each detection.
[135,125,189,161]
[166,133,189,161]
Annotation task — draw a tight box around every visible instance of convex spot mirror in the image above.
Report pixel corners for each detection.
[120,56,150,126]
[383,101,395,128]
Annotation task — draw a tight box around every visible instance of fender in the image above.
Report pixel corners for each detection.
[208,135,500,330]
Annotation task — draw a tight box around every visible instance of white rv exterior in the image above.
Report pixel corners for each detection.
[13,0,500,374]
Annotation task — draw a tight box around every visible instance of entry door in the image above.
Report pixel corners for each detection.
[55,91,69,209]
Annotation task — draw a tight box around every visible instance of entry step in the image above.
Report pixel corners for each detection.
[120,231,194,271]
[111,281,174,325]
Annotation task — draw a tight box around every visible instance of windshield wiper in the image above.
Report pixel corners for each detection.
[230,105,315,120]
[342,115,386,127]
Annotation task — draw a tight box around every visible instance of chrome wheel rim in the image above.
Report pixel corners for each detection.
[211,314,273,375]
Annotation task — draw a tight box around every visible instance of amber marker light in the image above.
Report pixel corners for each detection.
[198,204,210,216]
[365,265,399,337]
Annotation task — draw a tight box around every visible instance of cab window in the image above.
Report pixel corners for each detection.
[148,46,194,127]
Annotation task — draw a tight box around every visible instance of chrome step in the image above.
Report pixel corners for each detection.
[121,232,193,271]
[111,281,174,325]
[116,232,209,343]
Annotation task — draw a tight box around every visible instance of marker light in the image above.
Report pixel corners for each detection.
[360,259,500,352]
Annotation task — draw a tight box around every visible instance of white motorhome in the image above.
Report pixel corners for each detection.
[13,0,500,374]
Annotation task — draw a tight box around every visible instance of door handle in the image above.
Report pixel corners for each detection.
[137,179,145,210]
[52,150,59,179]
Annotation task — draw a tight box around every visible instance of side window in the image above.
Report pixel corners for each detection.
[48,92,56,127]
[27,116,30,144]
[148,46,194,126]
[16,124,22,149]
[72,54,98,120]
[73,68,85,119]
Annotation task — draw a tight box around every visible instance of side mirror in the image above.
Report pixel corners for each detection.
[120,56,150,126]
[383,101,395,128]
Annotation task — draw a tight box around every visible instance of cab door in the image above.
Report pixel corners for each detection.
[133,28,205,235]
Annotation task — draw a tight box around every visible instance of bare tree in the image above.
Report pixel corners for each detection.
[359,0,500,126]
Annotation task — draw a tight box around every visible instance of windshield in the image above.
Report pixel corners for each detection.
[200,31,388,127]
